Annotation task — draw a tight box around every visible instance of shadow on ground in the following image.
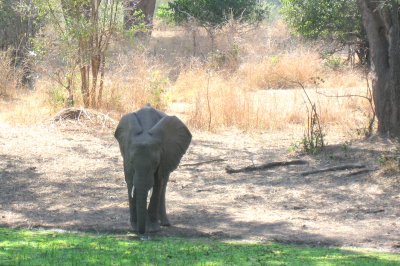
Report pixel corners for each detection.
[0,131,399,252]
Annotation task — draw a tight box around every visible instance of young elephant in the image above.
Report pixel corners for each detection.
[114,105,192,234]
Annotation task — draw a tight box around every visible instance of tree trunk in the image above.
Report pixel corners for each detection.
[97,52,106,107]
[80,65,90,108]
[91,53,101,107]
[124,0,157,32]
[357,0,400,136]
[62,0,92,108]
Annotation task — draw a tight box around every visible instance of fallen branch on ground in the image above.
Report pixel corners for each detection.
[225,160,308,174]
[345,168,375,177]
[181,158,226,167]
[300,164,366,176]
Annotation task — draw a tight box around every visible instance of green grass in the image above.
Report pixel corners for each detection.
[0,227,399,266]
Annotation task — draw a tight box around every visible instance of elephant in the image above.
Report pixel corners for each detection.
[114,105,192,234]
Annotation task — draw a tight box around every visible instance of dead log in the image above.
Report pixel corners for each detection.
[225,159,308,174]
[181,158,226,167]
[300,164,366,176]
[345,168,374,177]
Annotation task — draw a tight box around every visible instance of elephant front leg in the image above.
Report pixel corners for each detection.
[159,175,170,226]
[146,176,162,232]
[127,182,137,230]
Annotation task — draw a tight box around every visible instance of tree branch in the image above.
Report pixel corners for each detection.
[300,164,366,176]
[226,160,308,174]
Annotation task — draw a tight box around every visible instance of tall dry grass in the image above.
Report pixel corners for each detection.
[0,51,22,99]
[172,65,371,131]
[1,19,371,134]
[238,49,322,90]
[0,51,49,125]
[166,21,370,132]
[0,84,52,125]
[100,52,171,114]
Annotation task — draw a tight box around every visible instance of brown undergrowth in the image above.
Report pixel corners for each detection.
[1,20,369,135]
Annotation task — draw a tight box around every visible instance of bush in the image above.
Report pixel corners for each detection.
[0,51,22,98]
[156,4,175,25]
[280,0,363,41]
[167,0,269,29]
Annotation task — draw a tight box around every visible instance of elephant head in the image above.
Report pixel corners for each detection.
[115,106,191,234]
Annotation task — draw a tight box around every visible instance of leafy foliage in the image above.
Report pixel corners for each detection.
[0,0,41,48]
[34,0,122,108]
[167,0,269,29]
[156,3,175,25]
[280,0,364,42]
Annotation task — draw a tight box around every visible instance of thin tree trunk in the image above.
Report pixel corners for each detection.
[97,52,106,107]
[91,53,101,107]
[90,0,103,108]
[80,65,90,107]
[79,38,90,108]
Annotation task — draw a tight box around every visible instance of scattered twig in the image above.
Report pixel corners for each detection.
[50,107,117,128]
[363,209,384,214]
[225,159,308,174]
[196,189,213,192]
[300,164,366,176]
[315,90,371,101]
[181,158,226,167]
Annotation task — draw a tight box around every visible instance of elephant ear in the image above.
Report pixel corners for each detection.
[149,116,192,174]
[114,113,143,157]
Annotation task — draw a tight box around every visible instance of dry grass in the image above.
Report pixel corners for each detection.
[172,69,371,131]
[321,69,365,89]
[1,20,371,135]
[100,52,171,115]
[0,88,51,125]
[238,48,322,90]
[0,51,22,99]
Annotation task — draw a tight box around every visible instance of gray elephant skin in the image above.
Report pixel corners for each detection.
[114,105,192,234]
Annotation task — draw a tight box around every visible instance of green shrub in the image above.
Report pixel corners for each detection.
[167,0,269,29]
[47,86,66,112]
[156,4,175,25]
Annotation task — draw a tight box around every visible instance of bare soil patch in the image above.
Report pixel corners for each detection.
[0,120,399,252]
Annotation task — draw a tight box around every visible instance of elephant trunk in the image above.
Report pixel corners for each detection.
[136,190,148,234]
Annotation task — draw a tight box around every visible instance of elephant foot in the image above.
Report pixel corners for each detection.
[130,218,137,231]
[130,222,159,233]
[160,216,170,227]
[146,220,161,232]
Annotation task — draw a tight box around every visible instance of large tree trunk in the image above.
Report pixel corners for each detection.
[357,0,400,136]
[124,0,157,33]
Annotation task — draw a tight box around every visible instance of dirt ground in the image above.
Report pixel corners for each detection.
[0,118,399,252]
